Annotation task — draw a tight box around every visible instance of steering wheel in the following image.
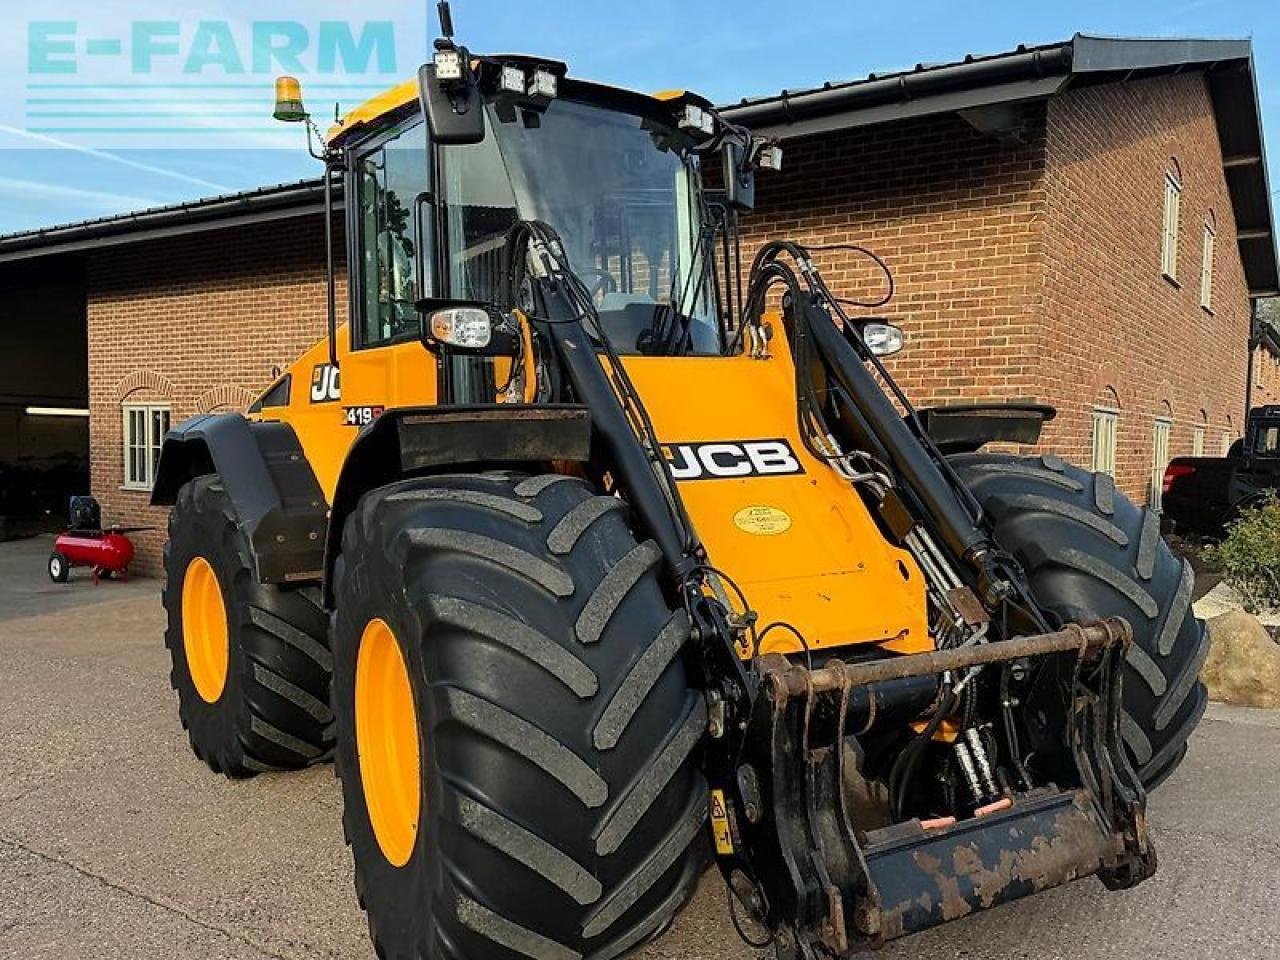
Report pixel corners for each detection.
[578,268,617,305]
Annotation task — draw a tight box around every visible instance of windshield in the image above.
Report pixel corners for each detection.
[441,97,720,354]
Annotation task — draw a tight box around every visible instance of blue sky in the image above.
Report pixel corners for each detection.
[0,0,1277,234]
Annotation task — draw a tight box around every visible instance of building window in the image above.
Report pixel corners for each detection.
[1161,164,1182,282]
[1221,430,1232,456]
[1200,216,1216,310]
[1192,425,1205,458]
[1150,418,1172,510]
[1092,408,1118,477]
[123,404,171,491]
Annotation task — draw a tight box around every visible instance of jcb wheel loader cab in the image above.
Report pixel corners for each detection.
[330,473,706,959]
[163,477,333,776]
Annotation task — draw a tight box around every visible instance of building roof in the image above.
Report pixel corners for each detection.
[722,33,1278,299]
[0,178,339,265]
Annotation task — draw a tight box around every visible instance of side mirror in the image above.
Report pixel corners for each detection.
[420,301,520,356]
[418,58,486,145]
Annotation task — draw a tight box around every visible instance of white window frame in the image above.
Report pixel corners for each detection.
[122,403,171,491]
[1161,172,1181,282]
[1151,418,1172,511]
[1200,220,1215,310]
[1192,425,1205,458]
[1221,431,1233,456]
[1092,408,1119,478]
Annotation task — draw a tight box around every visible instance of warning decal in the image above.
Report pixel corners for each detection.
[709,789,734,855]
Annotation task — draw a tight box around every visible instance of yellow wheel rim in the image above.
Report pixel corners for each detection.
[181,556,229,704]
[355,619,421,867]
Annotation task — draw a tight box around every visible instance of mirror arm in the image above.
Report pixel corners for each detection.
[324,158,341,369]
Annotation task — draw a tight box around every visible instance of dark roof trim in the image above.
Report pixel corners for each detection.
[724,42,1073,135]
[0,178,341,265]
[722,34,1278,299]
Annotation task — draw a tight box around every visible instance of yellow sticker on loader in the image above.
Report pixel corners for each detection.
[733,505,792,536]
[709,789,734,855]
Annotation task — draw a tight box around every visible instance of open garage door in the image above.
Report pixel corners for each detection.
[0,259,88,540]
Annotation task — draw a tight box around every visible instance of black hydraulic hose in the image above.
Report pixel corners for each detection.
[801,300,988,563]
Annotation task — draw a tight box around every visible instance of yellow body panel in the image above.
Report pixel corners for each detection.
[255,327,438,502]
[259,317,928,658]
[620,323,929,657]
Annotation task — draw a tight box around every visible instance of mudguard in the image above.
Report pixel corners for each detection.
[152,414,328,583]
[917,402,1056,454]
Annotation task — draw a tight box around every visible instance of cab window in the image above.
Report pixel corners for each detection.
[355,118,432,347]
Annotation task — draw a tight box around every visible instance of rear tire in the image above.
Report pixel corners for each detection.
[952,453,1209,789]
[162,476,334,777]
[331,472,707,960]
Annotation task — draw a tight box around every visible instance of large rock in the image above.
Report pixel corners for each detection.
[1201,609,1280,709]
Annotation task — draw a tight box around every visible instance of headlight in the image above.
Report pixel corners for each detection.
[430,307,492,349]
[862,322,905,357]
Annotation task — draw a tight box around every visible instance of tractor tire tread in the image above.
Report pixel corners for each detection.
[952,453,1208,789]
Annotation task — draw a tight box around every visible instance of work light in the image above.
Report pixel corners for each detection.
[757,143,784,171]
[500,65,527,95]
[679,104,705,133]
[434,48,464,82]
[529,68,558,99]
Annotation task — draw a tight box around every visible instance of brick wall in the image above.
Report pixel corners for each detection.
[87,216,346,575]
[740,107,1048,410]
[1252,345,1280,408]
[1036,73,1251,500]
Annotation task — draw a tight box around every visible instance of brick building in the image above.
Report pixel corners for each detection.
[0,34,1276,575]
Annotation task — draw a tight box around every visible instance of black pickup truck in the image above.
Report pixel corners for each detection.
[1162,405,1280,537]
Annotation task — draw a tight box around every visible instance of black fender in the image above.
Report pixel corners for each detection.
[321,404,592,605]
[152,414,328,583]
[917,403,1057,454]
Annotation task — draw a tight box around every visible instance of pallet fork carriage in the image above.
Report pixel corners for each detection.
[150,7,1204,958]
[735,621,1153,952]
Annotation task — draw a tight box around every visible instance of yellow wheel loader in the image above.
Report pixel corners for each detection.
[152,9,1207,958]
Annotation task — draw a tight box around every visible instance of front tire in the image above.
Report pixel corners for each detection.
[162,476,334,777]
[48,552,69,583]
[953,453,1209,788]
[331,472,707,960]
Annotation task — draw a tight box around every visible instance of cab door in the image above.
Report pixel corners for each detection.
[340,113,439,424]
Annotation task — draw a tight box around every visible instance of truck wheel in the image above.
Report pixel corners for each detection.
[952,453,1209,789]
[331,473,707,960]
[48,552,70,583]
[162,475,334,777]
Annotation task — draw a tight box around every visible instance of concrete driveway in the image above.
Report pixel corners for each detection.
[1,555,1278,959]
